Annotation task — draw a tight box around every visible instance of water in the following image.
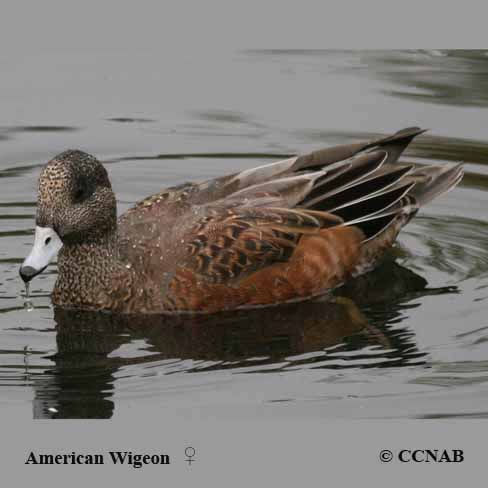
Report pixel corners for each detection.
[1,50,487,419]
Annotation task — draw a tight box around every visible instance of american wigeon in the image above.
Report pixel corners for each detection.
[19,127,463,313]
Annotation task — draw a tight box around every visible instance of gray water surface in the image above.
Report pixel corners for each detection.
[1,50,487,419]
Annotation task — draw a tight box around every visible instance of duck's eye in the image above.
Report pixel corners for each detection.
[74,189,84,201]
[45,237,51,245]
[73,184,90,203]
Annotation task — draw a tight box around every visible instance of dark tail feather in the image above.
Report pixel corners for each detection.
[333,182,415,223]
[301,150,387,207]
[291,126,426,172]
[347,212,400,241]
[305,165,413,212]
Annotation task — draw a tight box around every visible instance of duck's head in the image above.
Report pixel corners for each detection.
[19,150,116,283]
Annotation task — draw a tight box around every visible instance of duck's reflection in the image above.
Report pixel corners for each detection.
[32,257,454,419]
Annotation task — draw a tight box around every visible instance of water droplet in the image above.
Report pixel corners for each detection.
[23,283,34,311]
[125,263,132,269]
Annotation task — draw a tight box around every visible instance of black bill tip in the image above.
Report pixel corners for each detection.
[19,265,43,283]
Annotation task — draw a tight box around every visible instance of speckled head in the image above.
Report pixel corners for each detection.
[20,150,117,282]
[37,150,116,239]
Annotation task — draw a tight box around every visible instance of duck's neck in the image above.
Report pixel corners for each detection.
[52,230,125,310]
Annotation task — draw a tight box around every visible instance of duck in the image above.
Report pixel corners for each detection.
[19,127,463,314]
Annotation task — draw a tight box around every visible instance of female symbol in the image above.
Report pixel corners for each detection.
[185,446,196,466]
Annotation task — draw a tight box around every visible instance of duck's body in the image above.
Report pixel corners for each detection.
[21,127,463,313]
